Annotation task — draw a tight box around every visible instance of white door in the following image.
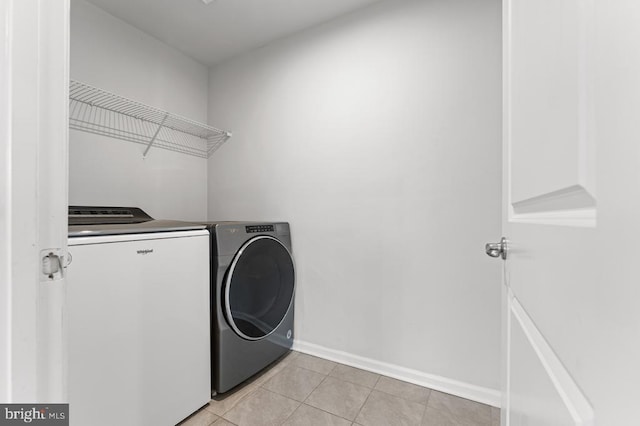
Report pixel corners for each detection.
[501,1,640,425]
[0,0,69,402]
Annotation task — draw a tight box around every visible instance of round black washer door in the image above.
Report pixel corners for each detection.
[224,235,295,340]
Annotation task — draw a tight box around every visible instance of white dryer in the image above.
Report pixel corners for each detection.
[67,207,210,426]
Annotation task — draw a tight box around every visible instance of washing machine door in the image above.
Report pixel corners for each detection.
[224,235,295,340]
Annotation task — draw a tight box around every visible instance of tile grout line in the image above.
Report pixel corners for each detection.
[329,366,381,389]
[350,373,382,423]
[418,391,431,425]
[329,378,379,390]
[299,374,358,423]
[215,356,294,416]
[289,363,335,375]
[211,416,238,426]
[216,383,261,419]
[351,385,374,424]
[259,365,324,404]
[417,387,434,424]
[258,364,289,390]
[300,402,355,424]
[372,375,382,389]
[302,374,329,404]
[371,375,433,408]
[256,388,301,426]
[274,368,329,424]
[373,375,432,424]
[278,403,299,426]
[371,386,430,405]
[206,413,217,426]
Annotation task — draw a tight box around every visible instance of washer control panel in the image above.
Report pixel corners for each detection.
[246,225,274,233]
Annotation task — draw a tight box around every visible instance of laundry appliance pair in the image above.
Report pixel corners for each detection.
[68,207,296,403]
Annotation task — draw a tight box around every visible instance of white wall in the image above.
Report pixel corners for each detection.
[207,0,502,402]
[69,0,209,221]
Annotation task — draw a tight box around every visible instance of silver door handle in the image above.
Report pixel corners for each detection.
[485,237,508,260]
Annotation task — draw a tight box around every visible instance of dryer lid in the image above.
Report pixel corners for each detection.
[68,206,205,237]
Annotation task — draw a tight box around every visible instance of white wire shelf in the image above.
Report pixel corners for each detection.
[69,80,231,158]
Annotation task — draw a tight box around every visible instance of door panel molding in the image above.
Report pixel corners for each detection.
[507,292,594,426]
[510,184,595,227]
[504,0,596,228]
[511,184,595,215]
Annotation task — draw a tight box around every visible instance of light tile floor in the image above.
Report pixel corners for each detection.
[178,351,500,426]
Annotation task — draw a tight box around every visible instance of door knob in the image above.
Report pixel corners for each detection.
[485,237,508,260]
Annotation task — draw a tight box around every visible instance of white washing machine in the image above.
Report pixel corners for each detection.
[67,207,210,426]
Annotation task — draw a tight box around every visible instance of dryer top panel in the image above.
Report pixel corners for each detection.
[203,222,291,256]
[203,221,290,236]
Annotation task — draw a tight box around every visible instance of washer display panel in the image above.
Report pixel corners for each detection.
[225,236,295,340]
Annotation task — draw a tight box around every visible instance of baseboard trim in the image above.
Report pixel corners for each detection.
[293,339,501,408]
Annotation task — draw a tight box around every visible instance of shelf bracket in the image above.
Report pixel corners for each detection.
[143,113,169,157]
